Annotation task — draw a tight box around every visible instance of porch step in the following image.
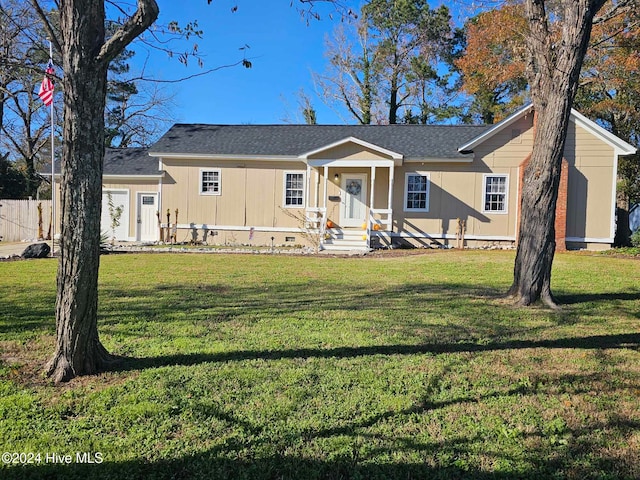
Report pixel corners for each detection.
[321,228,370,252]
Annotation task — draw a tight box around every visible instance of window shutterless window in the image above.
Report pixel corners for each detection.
[284,172,305,207]
[483,174,508,213]
[404,173,430,212]
[200,169,221,195]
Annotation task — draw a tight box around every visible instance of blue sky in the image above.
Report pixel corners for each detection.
[129,0,469,126]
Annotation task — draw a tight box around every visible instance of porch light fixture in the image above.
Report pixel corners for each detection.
[334,173,339,181]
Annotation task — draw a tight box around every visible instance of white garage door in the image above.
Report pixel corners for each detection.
[101,190,130,241]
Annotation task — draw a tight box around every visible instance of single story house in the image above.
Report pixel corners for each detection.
[53,104,637,251]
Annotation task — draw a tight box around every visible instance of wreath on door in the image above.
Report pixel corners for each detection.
[346,180,361,196]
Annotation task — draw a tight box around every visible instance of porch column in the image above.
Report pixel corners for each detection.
[315,168,320,208]
[388,165,395,230]
[323,165,329,210]
[370,166,376,224]
[306,164,311,208]
[388,165,394,210]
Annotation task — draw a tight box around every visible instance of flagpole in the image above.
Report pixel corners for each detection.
[49,40,56,257]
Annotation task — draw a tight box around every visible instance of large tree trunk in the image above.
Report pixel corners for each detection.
[508,0,607,307]
[45,0,112,383]
[44,0,158,383]
[508,104,571,307]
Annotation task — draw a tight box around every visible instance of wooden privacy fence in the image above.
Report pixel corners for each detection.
[0,199,52,242]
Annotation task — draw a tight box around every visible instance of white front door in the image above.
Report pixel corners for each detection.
[101,190,129,241]
[136,193,158,241]
[340,174,368,227]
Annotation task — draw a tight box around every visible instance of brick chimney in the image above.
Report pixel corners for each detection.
[517,155,568,252]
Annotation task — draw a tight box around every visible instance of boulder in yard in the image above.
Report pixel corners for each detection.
[21,242,51,259]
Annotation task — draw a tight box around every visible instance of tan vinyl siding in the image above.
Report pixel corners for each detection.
[246,168,277,227]
[394,116,533,243]
[161,158,306,230]
[473,116,535,164]
[389,116,535,245]
[373,167,390,210]
[308,143,393,161]
[564,122,615,240]
[392,167,519,242]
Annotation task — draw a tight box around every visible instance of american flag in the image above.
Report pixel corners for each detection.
[38,59,55,106]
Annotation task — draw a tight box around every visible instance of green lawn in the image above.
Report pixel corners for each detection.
[0,250,638,479]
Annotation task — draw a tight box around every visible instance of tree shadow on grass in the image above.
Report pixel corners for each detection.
[114,332,640,373]
[5,404,639,480]
[0,454,528,480]
[556,290,640,304]
[555,290,640,319]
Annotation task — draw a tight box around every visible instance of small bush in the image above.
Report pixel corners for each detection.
[631,229,640,247]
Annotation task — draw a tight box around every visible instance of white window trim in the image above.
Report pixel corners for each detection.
[200,168,221,196]
[283,171,306,209]
[403,172,430,212]
[482,173,509,214]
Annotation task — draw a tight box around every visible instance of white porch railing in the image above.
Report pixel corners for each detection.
[367,208,393,248]
[304,207,391,250]
[305,207,327,247]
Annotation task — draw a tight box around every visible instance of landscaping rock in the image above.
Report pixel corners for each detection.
[21,242,51,259]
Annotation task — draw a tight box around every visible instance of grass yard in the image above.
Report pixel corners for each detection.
[0,250,639,479]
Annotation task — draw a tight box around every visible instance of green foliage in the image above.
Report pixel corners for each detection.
[1,251,639,478]
[618,154,640,207]
[106,192,123,245]
[631,228,640,248]
[0,154,27,199]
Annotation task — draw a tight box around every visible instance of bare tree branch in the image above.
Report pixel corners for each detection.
[125,59,252,84]
[97,0,159,65]
[29,0,61,54]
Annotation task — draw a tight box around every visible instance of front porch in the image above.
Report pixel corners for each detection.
[307,212,391,252]
[299,137,403,252]
[303,166,396,252]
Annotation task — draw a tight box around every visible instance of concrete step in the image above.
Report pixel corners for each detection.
[322,228,369,251]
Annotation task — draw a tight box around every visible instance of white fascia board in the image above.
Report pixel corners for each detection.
[104,174,164,181]
[307,159,396,168]
[569,109,637,156]
[377,231,516,241]
[162,223,302,233]
[299,136,404,161]
[148,152,302,162]
[566,236,614,244]
[458,104,534,154]
[46,173,164,181]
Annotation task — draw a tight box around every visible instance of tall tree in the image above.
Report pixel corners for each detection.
[455,3,529,123]
[31,0,160,383]
[363,0,453,124]
[457,0,640,245]
[314,0,455,124]
[1,3,170,201]
[27,0,348,383]
[1,71,53,197]
[313,21,378,124]
[508,0,611,307]
[574,3,640,244]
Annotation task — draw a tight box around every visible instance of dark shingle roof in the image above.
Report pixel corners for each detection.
[103,147,160,176]
[149,124,490,160]
[44,125,492,178]
[44,147,160,176]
